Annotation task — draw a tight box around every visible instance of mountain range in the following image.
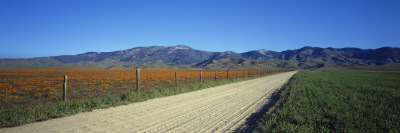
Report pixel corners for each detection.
[0,45,399,70]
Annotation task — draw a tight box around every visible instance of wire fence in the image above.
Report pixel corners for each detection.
[0,69,290,108]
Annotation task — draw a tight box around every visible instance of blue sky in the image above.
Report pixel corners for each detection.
[1,0,399,58]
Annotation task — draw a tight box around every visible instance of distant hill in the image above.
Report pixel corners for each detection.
[0,45,399,70]
[51,45,215,64]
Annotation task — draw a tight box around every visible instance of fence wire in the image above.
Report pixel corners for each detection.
[0,69,287,108]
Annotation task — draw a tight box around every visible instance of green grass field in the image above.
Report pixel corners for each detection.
[255,71,400,132]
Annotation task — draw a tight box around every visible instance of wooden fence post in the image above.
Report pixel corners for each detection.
[63,75,67,102]
[215,71,217,81]
[175,71,178,87]
[242,71,245,78]
[200,71,203,83]
[227,70,229,80]
[136,68,140,92]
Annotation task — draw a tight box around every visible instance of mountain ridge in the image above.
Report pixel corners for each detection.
[1,45,399,69]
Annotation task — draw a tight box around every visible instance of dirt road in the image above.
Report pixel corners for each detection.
[1,71,297,133]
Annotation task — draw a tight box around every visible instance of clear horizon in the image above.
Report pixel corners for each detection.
[1,45,398,59]
[1,0,400,58]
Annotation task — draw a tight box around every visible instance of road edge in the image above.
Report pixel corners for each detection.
[234,72,297,133]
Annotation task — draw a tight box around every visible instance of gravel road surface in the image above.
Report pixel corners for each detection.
[1,71,297,133]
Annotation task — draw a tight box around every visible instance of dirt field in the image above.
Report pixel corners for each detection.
[1,71,297,133]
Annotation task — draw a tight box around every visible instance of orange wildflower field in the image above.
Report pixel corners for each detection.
[0,69,273,108]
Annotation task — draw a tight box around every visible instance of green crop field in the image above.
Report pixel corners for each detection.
[255,71,400,132]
